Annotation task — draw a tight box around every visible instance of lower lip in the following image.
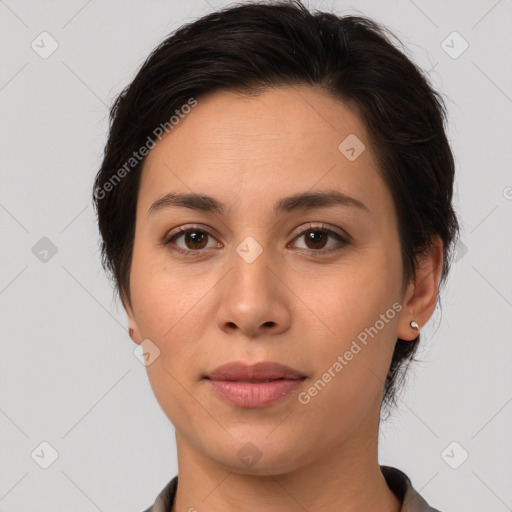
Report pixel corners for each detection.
[205,378,305,408]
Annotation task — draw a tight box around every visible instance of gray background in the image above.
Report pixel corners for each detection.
[1,0,511,510]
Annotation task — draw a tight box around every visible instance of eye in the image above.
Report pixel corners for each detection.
[162,223,349,257]
[162,226,221,256]
[289,224,348,254]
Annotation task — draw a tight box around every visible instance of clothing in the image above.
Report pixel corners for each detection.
[142,465,443,512]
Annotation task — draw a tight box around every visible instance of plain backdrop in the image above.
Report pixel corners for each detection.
[1,0,511,511]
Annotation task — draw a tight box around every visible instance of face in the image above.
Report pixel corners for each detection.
[126,85,411,474]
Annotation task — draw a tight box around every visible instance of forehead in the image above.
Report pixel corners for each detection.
[145,85,369,160]
[138,85,388,218]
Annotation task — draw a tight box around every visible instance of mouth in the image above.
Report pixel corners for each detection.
[203,361,306,408]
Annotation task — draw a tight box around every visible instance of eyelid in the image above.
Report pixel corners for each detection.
[162,223,220,243]
[288,222,350,243]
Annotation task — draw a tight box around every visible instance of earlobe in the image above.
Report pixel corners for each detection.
[124,296,142,345]
[397,237,443,341]
[127,319,142,345]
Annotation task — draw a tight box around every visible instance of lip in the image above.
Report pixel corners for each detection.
[204,361,306,408]
[206,379,305,408]
[205,361,305,381]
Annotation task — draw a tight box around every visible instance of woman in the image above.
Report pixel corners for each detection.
[93,1,458,510]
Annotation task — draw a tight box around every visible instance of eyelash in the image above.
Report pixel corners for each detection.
[161,223,349,258]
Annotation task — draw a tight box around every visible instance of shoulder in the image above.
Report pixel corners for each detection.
[141,475,178,512]
[380,465,446,512]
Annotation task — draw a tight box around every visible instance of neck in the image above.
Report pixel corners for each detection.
[170,406,401,512]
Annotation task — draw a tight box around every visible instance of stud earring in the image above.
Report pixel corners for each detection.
[410,321,419,330]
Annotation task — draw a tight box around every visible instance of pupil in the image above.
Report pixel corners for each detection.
[306,230,326,249]
[186,231,207,249]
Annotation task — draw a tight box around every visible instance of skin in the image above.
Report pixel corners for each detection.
[125,85,443,512]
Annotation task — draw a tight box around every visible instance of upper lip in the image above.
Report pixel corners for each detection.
[205,361,306,381]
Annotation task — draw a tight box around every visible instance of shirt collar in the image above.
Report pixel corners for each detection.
[380,465,442,512]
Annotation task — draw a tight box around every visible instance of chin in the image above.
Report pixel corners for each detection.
[207,436,309,477]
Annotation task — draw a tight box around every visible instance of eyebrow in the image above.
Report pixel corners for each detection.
[147,189,370,217]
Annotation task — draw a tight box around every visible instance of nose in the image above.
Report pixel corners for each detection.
[215,243,292,339]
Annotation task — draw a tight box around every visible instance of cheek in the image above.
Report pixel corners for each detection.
[290,295,400,458]
[129,242,221,401]
[302,244,402,339]
[129,240,211,339]
[129,256,209,428]
[294,246,403,404]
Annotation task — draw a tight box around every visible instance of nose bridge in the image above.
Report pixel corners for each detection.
[231,233,273,297]
[215,230,291,336]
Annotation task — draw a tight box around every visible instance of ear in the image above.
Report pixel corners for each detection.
[397,236,444,341]
[123,293,142,346]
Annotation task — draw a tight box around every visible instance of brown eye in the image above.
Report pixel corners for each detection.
[303,230,329,250]
[291,225,348,254]
[181,230,208,250]
[163,227,219,254]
